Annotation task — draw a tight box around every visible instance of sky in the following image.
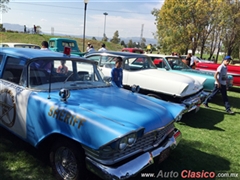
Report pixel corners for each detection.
[1,0,164,40]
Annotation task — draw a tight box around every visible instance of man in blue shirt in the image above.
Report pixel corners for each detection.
[111,57,123,87]
[203,56,234,114]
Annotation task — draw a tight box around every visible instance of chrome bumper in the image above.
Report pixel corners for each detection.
[182,90,209,113]
[86,129,182,180]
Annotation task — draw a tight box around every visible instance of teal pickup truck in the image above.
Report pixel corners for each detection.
[48,38,85,56]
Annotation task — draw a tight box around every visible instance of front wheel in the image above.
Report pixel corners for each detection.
[50,139,87,180]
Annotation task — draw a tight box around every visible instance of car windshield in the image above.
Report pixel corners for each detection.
[165,57,190,70]
[104,56,157,71]
[27,59,108,90]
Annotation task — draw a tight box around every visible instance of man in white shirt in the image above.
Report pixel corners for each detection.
[190,55,197,68]
[41,41,50,51]
[88,45,95,54]
[98,43,107,51]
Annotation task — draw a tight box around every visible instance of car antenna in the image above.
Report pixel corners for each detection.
[48,61,53,99]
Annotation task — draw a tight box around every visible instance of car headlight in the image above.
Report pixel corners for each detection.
[118,133,138,150]
[127,133,137,146]
[119,137,128,150]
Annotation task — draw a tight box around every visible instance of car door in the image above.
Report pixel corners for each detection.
[0,55,31,139]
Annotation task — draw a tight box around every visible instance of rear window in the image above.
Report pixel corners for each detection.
[62,42,75,48]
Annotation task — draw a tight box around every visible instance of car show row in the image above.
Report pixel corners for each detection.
[0,41,238,180]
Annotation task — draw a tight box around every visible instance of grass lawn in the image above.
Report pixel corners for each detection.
[0,87,239,180]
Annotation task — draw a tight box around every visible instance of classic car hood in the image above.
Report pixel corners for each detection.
[28,87,185,149]
[127,69,203,97]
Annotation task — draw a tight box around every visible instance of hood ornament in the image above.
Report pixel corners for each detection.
[131,85,140,93]
[59,88,70,101]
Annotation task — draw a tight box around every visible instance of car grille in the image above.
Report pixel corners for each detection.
[112,122,175,160]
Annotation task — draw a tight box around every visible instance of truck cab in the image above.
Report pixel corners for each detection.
[49,38,85,57]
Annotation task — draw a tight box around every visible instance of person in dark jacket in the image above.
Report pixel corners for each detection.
[111,57,123,87]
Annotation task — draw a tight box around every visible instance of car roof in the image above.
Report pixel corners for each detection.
[0,48,89,61]
[49,38,76,42]
[147,54,177,58]
[86,51,148,58]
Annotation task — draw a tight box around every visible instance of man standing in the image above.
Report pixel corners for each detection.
[98,43,107,51]
[111,57,123,88]
[203,56,234,114]
[41,41,50,51]
[86,42,91,51]
[88,45,95,54]
[34,25,37,34]
[24,25,26,33]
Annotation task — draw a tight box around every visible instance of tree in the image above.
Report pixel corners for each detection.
[220,0,240,57]
[120,40,126,47]
[0,0,10,13]
[102,33,108,42]
[152,0,230,55]
[110,30,120,44]
[127,40,134,48]
[92,37,97,40]
[0,24,6,32]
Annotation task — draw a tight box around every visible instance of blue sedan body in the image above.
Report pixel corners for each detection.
[0,48,185,180]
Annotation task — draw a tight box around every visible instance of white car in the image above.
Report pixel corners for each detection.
[85,51,208,113]
[0,42,41,49]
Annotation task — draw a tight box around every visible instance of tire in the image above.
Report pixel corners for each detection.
[50,138,87,180]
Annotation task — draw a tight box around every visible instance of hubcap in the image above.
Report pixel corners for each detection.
[55,147,78,179]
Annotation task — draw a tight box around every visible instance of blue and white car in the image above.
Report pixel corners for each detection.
[0,48,186,180]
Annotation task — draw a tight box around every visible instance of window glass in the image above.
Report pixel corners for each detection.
[1,44,9,47]
[49,41,55,48]
[166,57,189,70]
[14,44,40,49]
[62,42,75,48]
[2,57,26,84]
[28,59,107,90]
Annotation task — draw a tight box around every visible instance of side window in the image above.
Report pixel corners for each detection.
[103,56,116,69]
[153,58,163,68]
[2,57,25,84]
[49,41,55,48]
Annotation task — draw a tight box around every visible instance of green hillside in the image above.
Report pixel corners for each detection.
[0,32,123,52]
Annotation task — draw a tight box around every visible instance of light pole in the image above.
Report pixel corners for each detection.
[83,0,89,52]
[103,12,108,37]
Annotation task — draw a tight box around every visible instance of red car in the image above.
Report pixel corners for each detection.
[195,62,240,86]
[122,48,144,54]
